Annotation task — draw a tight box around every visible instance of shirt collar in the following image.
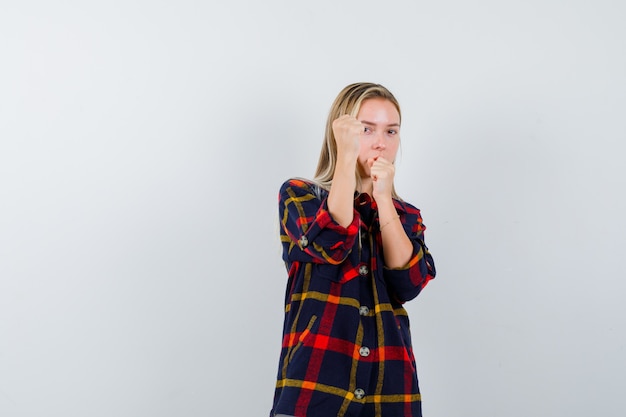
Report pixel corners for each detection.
[353,193,408,214]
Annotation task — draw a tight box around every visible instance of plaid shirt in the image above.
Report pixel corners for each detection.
[270,179,436,417]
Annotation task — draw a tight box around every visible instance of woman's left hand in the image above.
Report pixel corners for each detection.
[368,156,395,202]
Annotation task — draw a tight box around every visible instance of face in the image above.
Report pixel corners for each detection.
[356,98,401,177]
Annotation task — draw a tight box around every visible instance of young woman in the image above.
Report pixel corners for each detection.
[270,83,437,417]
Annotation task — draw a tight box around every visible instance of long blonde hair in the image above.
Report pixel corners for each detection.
[313,82,402,199]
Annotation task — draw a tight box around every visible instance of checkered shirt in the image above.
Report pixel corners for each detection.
[270,179,436,417]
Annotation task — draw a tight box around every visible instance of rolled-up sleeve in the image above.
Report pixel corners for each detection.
[279,179,359,265]
[383,205,436,303]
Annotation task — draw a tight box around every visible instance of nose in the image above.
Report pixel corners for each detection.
[373,133,386,150]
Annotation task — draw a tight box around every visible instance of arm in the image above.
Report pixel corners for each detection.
[327,114,362,227]
[279,179,359,265]
[382,204,436,303]
[369,157,413,268]
[369,157,435,302]
[280,115,362,263]
[376,195,413,268]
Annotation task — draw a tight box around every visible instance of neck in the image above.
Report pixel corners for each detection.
[358,176,373,196]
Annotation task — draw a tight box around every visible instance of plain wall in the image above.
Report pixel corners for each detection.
[1,1,625,416]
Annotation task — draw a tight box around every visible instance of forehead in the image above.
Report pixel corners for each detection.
[357,98,400,123]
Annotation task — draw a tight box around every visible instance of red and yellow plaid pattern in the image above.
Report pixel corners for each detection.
[270,179,436,417]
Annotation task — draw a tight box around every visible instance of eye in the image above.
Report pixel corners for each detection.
[363,126,373,134]
[387,129,398,135]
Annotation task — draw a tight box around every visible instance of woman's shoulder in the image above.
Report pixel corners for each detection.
[393,197,422,217]
[279,177,327,200]
[280,177,314,190]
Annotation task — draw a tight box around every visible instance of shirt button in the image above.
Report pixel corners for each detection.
[359,306,370,316]
[354,388,365,400]
[358,265,369,276]
[359,346,370,357]
[298,236,308,248]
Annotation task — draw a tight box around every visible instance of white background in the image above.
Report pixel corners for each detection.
[1,1,625,416]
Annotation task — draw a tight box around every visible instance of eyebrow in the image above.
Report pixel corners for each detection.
[361,120,401,127]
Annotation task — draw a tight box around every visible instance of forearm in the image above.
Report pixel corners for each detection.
[279,179,359,264]
[327,158,356,227]
[377,197,413,268]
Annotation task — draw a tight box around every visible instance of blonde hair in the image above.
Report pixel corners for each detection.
[313,82,402,199]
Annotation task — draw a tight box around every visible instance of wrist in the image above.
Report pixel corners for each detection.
[335,159,356,178]
[380,214,400,230]
[336,150,357,164]
[372,192,393,205]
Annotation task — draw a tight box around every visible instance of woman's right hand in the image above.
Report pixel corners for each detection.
[332,115,362,163]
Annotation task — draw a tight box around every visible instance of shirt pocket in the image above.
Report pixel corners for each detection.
[287,315,317,363]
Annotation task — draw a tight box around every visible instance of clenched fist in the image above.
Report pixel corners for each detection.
[367,156,395,201]
[332,115,363,163]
